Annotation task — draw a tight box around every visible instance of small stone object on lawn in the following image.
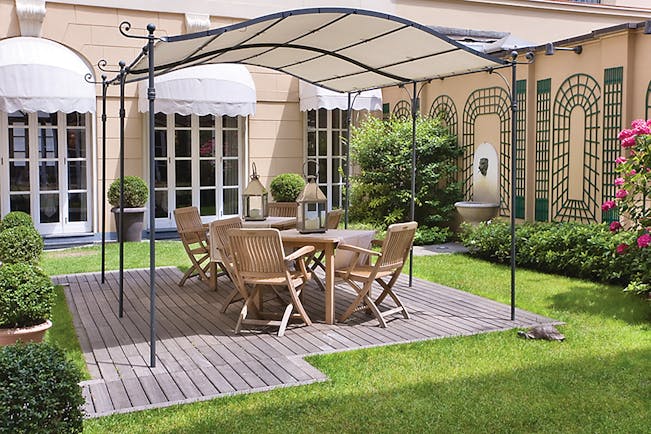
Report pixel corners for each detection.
[517,325,565,341]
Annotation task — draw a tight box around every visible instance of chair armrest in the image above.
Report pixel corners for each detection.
[337,243,380,257]
[202,223,209,229]
[285,245,316,261]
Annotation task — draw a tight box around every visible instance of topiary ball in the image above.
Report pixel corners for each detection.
[108,176,149,208]
[0,211,34,232]
[0,343,84,434]
[0,263,54,328]
[269,173,305,202]
[0,225,43,265]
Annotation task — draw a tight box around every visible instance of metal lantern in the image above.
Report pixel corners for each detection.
[242,163,268,221]
[297,166,327,233]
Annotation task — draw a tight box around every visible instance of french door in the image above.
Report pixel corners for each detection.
[153,113,243,229]
[0,111,92,235]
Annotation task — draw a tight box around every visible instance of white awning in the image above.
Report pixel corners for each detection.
[127,8,507,93]
[299,81,382,112]
[137,64,256,116]
[0,37,96,113]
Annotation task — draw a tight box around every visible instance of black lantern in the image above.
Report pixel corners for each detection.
[242,163,268,221]
[297,162,327,233]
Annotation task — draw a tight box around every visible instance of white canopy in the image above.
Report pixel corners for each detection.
[128,8,507,92]
[0,37,96,113]
[137,64,256,116]
[299,81,382,112]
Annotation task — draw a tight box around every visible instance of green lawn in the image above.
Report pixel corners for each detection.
[44,242,650,434]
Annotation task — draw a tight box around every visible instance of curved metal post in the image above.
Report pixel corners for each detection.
[344,92,352,228]
[118,61,126,318]
[101,75,108,283]
[146,24,157,367]
[409,81,417,287]
[509,54,518,321]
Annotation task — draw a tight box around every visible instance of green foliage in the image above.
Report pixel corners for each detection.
[0,263,55,328]
[269,173,305,202]
[413,226,450,246]
[349,115,462,232]
[0,211,33,232]
[0,343,84,434]
[0,225,43,265]
[108,176,149,208]
[459,221,643,286]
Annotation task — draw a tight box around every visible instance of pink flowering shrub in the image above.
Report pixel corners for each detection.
[605,119,651,295]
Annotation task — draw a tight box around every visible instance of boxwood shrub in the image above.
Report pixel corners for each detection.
[0,263,55,328]
[0,211,33,232]
[0,342,84,434]
[460,221,635,284]
[0,225,44,265]
[107,175,149,208]
[269,173,305,202]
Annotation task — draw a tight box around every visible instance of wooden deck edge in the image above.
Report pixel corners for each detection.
[84,374,328,419]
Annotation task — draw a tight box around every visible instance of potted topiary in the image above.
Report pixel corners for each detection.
[0,263,55,346]
[108,175,149,242]
[0,210,34,231]
[268,172,305,217]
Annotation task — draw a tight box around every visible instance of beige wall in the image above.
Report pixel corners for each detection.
[384,23,651,223]
[2,0,651,233]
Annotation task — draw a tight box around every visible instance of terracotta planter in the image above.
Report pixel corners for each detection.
[0,320,52,346]
[111,207,146,242]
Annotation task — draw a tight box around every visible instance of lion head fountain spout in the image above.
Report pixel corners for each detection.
[454,143,500,224]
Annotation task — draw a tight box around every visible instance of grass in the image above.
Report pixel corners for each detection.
[41,242,650,433]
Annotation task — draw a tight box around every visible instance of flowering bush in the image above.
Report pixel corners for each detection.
[603,119,651,295]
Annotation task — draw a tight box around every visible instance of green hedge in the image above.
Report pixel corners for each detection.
[0,343,84,434]
[460,221,636,284]
[0,225,44,265]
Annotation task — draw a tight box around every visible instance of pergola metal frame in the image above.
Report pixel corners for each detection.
[97,7,532,367]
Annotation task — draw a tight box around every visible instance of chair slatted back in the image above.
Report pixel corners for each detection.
[209,216,242,262]
[326,209,344,229]
[268,202,298,217]
[227,228,287,280]
[173,206,206,244]
[376,222,418,271]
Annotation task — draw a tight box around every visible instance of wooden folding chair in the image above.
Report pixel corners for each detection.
[208,216,245,312]
[173,206,211,286]
[309,208,344,291]
[227,228,314,337]
[268,202,298,217]
[334,221,418,327]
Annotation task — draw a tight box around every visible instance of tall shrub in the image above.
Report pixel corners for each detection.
[350,115,462,229]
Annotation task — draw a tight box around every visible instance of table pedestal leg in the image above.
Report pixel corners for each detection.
[324,244,335,325]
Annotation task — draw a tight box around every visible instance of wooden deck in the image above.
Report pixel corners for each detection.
[54,267,559,417]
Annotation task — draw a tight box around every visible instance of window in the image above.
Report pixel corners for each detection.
[306,108,347,210]
[1,111,91,235]
[153,113,243,228]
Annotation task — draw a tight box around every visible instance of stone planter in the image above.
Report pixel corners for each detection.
[0,320,52,346]
[111,207,146,242]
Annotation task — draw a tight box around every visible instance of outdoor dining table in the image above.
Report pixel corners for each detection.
[242,216,296,230]
[280,228,376,325]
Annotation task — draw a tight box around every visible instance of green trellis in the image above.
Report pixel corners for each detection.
[429,95,459,184]
[392,99,411,120]
[602,67,623,223]
[429,95,458,135]
[515,80,526,219]
[551,73,601,223]
[535,79,552,222]
[462,86,511,215]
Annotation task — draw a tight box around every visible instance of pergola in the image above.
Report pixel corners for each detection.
[99,7,529,367]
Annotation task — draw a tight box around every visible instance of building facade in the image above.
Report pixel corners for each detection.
[0,0,650,241]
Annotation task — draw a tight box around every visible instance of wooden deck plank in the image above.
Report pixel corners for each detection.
[58,267,559,418]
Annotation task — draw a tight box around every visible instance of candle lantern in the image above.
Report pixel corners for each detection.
[297,161,327,233]
[242,163,268,221]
